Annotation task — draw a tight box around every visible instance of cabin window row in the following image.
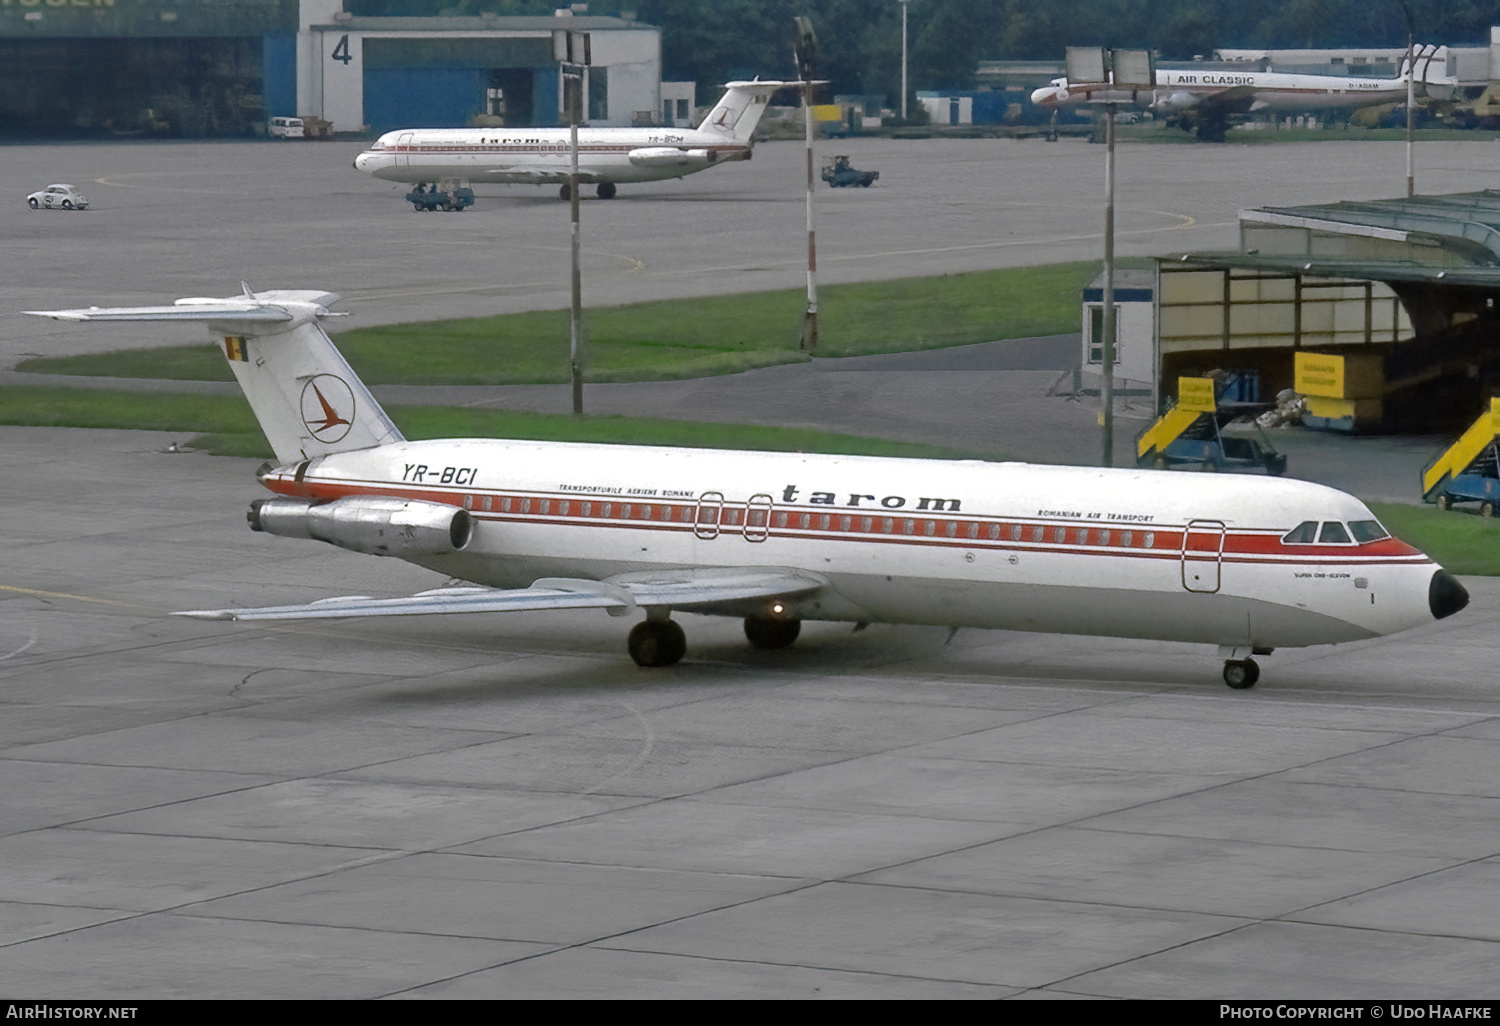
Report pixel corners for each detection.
[463,495,1157,547]
[771,512,1155,548]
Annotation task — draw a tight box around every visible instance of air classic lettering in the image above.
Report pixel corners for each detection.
[1172,73,1257,86]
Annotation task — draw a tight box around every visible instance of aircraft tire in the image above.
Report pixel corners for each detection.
[1223,658,1259,689]
[1436,494,1452,511]
[744,615,801,650]
[597,182,617,200]
[628,619,686,667]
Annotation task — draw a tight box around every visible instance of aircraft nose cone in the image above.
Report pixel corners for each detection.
[1429,570,1469,620]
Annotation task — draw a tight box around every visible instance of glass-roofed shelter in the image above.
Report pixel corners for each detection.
[1152,191,1500,432]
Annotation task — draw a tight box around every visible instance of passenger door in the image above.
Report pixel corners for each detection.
[694,491,724,541]
[743,493,774,543]
[1181,519,1226,594]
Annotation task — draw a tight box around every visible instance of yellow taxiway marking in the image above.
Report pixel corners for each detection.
[0,584,135,608]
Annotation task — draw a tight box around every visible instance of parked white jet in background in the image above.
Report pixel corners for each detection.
[1031,52,1451,140]
[353,79,790,202]
[27,288,1469,688]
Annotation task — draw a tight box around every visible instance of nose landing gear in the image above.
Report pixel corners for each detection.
[1222,658,1260,689]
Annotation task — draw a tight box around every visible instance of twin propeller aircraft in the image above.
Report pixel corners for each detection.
[28,288,1469,688]
[1031,53,1450,141]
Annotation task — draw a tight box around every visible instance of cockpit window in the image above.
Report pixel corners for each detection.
[1282,521,1318,544]
[1349,520,1389,543]
[1319,521,1351,544]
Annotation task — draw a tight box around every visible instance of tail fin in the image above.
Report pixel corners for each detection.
[26,288,403,465]
[698,79,793,143]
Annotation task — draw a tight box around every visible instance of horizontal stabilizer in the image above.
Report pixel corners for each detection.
[25,289,346,333]
[175,568,828,622]
[25,286,397,464]
[25,304,293,323]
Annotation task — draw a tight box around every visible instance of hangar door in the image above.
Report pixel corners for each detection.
[364,68,487,132]
[363,37,554,133]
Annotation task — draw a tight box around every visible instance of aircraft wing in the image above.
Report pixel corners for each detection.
[175,567,828,622]
[482,167,566,181]
[1191,85,1258,114]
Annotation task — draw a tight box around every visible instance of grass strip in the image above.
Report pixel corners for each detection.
[0,386,994,463]
[1368,501,1500,578]
[17,262,1099,386]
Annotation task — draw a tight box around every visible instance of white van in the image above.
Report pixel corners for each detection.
[268,117,305,139]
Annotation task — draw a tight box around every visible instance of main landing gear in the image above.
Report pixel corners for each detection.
[744,615,800,650]
[627,618,686,668]
[625,612,804,667]
[558,182,618,200]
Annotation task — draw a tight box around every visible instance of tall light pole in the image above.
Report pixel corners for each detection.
[899,0,909,120]
[555,28,590,414]
[795,17,820,351]
[1400,0,1417,198]
[1067,46,1153,467]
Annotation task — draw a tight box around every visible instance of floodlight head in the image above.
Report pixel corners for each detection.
[1112,49,1154,90]
[793,16,819,79]
[1066,47,1106,86]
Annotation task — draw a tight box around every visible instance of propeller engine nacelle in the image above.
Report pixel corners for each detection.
[249,497,473,557]
[1155,91,1199,112]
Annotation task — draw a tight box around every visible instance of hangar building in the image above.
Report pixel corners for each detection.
[0,0,662,138]
[297,1,662,133]
[1109,192,1500,432]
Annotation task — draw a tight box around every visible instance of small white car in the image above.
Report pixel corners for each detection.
[268,116,305,139]
[27,184,89,210]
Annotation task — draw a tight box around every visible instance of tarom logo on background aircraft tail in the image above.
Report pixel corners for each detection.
[26,287,403,465]
[698,80,793,144]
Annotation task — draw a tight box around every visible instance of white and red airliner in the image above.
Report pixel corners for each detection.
[353,79,788,201]
[27,288,1470,688]
[1031,52,1451,139]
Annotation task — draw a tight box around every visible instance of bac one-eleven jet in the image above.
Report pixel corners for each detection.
[28,288,1469,689]
[353,79,789,202]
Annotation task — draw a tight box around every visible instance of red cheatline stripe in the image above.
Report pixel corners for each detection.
[263,476,1431,565]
